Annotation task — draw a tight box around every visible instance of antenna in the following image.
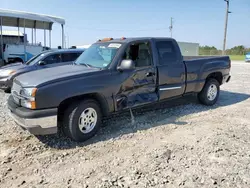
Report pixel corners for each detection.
[169,17,174,38]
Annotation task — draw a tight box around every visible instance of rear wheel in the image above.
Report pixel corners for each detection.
[62,99,102,142]
[198,78,220,106]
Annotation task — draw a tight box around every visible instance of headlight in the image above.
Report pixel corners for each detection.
[0,70,16,77]
[20,88,37,109]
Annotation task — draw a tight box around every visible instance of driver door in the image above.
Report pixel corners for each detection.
[115,41,158,111]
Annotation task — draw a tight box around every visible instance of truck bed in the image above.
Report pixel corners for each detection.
[183,55,231,93]
[183,56,228,61]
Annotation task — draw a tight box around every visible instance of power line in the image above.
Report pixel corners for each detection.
[66,25,170,32]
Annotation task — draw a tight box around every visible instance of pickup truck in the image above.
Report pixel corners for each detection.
[0,49,84,92]
[8,37,231,142]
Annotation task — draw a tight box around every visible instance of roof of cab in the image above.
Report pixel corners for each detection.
[95,37,175,44]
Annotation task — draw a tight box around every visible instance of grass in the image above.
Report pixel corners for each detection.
[229,55,245,61]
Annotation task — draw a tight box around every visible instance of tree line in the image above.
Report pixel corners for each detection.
[199,45,250,55]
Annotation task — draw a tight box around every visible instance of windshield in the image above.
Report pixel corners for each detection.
[25,52,48,65]
[74,42,122,68]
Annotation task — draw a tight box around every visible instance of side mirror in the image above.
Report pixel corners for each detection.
[117,59,135,72]
[38,61,46,66]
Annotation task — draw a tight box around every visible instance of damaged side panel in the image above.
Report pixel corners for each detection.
[115,67,158,111]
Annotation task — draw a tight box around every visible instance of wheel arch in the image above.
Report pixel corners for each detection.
[57,93,109,123]
[206,72,223,85]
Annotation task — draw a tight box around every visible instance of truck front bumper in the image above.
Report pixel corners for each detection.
[8,96,58,135]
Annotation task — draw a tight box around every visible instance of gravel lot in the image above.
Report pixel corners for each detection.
[0,61,250,188]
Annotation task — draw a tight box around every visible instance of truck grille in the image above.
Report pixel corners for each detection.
[11,82,22,105]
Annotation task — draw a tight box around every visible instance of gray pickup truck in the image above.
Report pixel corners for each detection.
[8,37,231,142]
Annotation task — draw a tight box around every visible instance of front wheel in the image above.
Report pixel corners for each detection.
[198,78,220,106]
[62,99,102,142]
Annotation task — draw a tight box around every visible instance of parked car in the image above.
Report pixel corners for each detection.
[8,37,231,142]
[0,49,84,92]
[245,52,250,62]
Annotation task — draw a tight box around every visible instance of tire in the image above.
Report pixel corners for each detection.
[62,99,102,142]
[198,78,220,106]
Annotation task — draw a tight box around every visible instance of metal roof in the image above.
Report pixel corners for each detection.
[0,30,23,36]
[0,9,65,30]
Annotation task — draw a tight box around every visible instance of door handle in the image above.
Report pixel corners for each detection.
[146,72,155,77]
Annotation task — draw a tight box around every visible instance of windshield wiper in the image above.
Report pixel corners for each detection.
[81,63,99,68]
[74,61,90,68]
[74,61,101,69]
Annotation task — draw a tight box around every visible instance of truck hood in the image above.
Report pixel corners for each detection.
[15,64,100,87]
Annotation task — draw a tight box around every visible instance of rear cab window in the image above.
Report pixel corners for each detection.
[155,40,178,64]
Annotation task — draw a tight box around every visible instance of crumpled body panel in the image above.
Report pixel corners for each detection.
[115,68,158,111]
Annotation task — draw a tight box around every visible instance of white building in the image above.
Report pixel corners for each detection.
[177,41,199,56]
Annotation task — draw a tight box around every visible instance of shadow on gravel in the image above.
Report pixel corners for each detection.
[37,90,250,149]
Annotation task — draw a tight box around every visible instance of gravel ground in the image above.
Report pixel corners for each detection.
[1,61,250,188]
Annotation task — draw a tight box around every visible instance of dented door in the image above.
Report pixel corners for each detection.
[115,66,158,111]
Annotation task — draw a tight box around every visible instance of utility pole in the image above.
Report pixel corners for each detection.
[222,0,231,55]
[169,17,173,38]
[64,34,67,48]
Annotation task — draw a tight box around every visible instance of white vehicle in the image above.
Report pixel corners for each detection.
[0,30,48,63]
[70,44,91,49]
[76,44,91,49]
[2,43,48,63]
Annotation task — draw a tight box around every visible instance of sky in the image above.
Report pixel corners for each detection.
[1,0,250,49]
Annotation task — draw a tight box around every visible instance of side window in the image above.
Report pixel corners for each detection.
[122,42,152,67]
[156,41,177,64]
[62,53,82,62]
[43,54,62,64]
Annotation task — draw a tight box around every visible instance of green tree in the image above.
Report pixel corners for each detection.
[227,45,246,55]
[199,45,249,56]
[199,46,219,55]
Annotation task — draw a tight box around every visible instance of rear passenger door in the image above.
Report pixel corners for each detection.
[155,40,186,100]
[61,52,81,65]
[42,53,62,68]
